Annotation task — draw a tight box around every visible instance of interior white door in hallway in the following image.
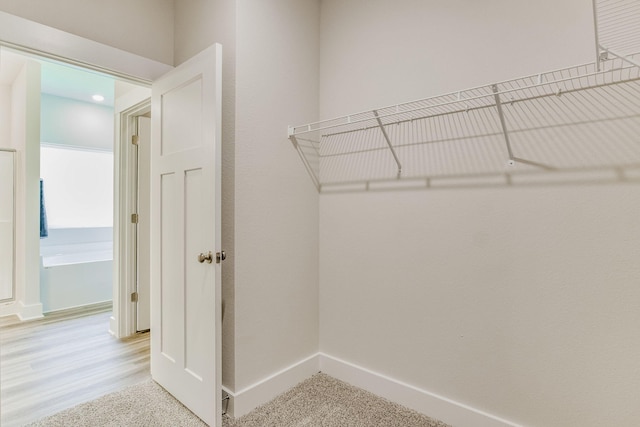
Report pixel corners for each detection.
[150,44,222,426]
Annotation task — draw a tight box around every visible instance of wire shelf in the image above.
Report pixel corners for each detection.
[594,0,640,66]
[289,56,640,191]
[288,0,640,191]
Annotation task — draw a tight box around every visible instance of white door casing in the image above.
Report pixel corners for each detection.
[136,115,151,332]
[150,44,222,426]
[0,149,15,302]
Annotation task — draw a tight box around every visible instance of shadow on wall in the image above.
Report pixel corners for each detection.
[290,57,640,193]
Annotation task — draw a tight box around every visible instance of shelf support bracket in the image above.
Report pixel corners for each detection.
[491,84,515,164]
[373,110,402,177]
[289,134,321,191]
[598,46,640,68]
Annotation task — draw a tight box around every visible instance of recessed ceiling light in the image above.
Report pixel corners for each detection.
[92,94,105,102]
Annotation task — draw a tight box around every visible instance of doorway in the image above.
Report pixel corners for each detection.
[114,100,152,336]
[38,59,116,313]
[0,46,151,327]
[0,45,154,425]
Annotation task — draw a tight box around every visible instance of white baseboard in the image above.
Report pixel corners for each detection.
[226,353,320,418]
[223,352,521,427]
[319,353,522,427]
[16,301,44,321]
[0,301,19,317]
[109,315,117,337]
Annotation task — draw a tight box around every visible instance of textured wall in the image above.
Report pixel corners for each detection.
[234,0,320,390]
[0,0,174,64]
[318,1,640,426]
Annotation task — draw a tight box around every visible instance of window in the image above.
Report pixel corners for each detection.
[39,145,113,229]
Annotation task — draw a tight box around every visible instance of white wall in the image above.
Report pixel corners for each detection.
[0,0,174,65]
[319,0,594,117]
[234,0,320,393]
[41,94,114,150]
[174,0,236,67]
[318,1,640,427]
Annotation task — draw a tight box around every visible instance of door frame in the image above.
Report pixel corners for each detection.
[111,93,151,338]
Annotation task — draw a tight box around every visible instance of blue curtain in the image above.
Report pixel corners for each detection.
[40,178,48,239]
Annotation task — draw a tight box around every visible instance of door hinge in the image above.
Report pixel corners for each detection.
[132,135,139,145]
[131,292,138,302]
[131,213,139,224]
[222,392,230,416]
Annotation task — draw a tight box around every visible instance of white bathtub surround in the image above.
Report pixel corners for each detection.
[39,227,113,313]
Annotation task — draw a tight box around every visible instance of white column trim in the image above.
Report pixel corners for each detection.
[16,300,43,321]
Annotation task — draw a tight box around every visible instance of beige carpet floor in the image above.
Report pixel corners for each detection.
[26,373,451,427]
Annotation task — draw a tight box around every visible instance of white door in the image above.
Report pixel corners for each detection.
[150,44,222,426]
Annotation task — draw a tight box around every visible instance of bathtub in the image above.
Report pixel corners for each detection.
[40,227,113,313]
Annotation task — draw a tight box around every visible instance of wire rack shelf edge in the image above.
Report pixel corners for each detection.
[287,0,640,192]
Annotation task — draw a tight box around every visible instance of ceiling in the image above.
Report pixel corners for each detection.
[40,60,115,107]
[0,47,140,107]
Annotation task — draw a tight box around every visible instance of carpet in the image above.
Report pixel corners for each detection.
[27,373,451,427]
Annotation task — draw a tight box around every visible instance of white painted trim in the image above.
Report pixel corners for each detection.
[112,91,151,338]
[228,353,320,418]
[223,352,520,426]
[15,300,43,321]
[0,301,19,317]
[221,385,236,419]
[319,353,523,427]
[0,301,43,320]
[0,11,172,83]
[108,315,117,336]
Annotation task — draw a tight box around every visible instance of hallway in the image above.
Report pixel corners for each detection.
[0,304,150,426]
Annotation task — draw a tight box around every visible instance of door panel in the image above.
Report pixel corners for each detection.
[150,44,222,427]
[159,171,180,360]
[161,78,203,155]
[184,167,207,378]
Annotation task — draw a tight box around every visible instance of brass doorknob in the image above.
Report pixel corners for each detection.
[198,251,213,264]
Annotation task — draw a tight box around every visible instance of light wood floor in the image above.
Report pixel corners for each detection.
[0,303,150,426]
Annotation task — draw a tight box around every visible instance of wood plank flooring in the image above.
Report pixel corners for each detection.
[0,303,150,426]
